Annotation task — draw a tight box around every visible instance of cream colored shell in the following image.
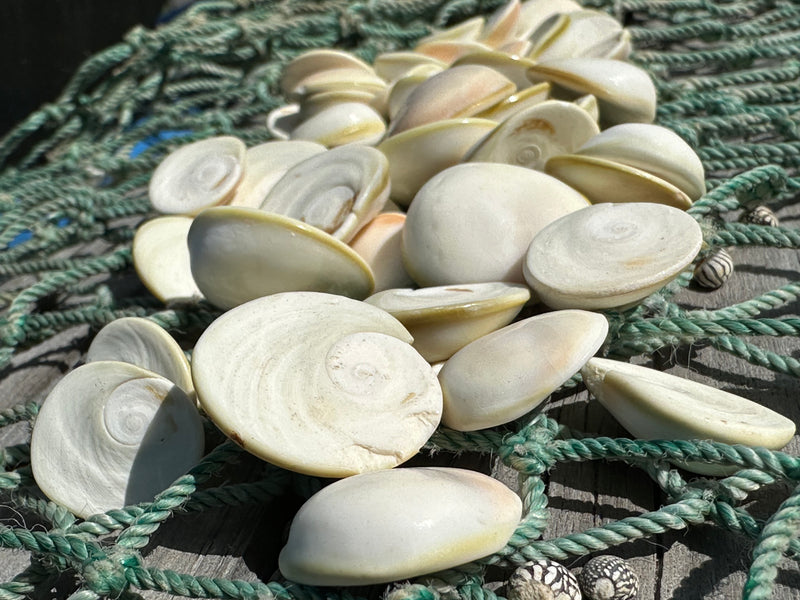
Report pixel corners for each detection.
[281,49,376,98]
[349,213,415,292]
[188,206,374,310]
[439,310,608,430]
[148,136,246,215]
[290,102,386,147]
[524,202,703,309]
[279,466,521,585]
[365,282,531,362]
[402,162,589,286]
[31,361,204,518]
[191,292,442,477]
[86,317,193,396]
[132,215,204,303]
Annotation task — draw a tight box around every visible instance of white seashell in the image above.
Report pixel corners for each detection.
[288,67,387,101]
[439,310,607,431]
[452,50,538,90]
[229,140,327,208]
[403,163,589,286]
[387,63,446,122]
[374,51,447,82]
[416,16,486,46]
[365,282,531,362]
[465,100,600,170]
[527,58,656,125]
[133,215,204,303]
[377,118,497,208]
[290,102,386,147]
[477,81,551,121]
[30,361,204,518]
[527,10,629,62]
[574,123,706,200]
[148,136,246,215]
[508,559,583,600]
[545,154,693,210]
[278,466,521,585]
[260,145,389,242]
[480,0,522,49]
[577,555,637,600]
[188,206,374,309]
[192,292,442,477]
[388,65,515,136]
[693,248,733,289]
[349,213,415,293]
[524,203,703,310]
[300,89,379,119]
[517,0,583,39]
[266,103,302,140]
[581,357,796,475]
[86,317,193,396]
[280,49,376,98]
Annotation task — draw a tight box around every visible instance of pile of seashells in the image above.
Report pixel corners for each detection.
[26,0,798,592]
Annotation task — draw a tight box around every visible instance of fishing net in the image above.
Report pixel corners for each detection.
[0,0,799,598]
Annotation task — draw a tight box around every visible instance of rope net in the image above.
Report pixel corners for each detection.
[0,0,799,598]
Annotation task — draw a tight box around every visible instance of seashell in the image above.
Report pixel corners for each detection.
[266,103,302,140]
[280,49,376,98]
[516,0,583,39]
[374,51,447,82]
[741,205,779,227]
[508,559,582,600]
[403,163,589,286]
[527,58,656,125]
[86,317,193,397]
[580,357,796,475]
[132,215,204,303]
[192,292,442,477]
[452,49,538,90]
[30,361,204,518]
[365,282,531,362]
[149,136,246,215]
[527,10,630,62]
[576,556,638,600]
[574,94,600,122]
[288,67,387,101]
[388,65,515,136]
[300,89,379,119]
[278,466,521,585]
[524,202,703,309]
[260,144,389,242]
[574,123,706,200]
[377,118,497,208]
[479,0,522,49]
[290,102,386,147]
[387,63,446,122]
[349,213,415,293]
[188,206,374,309]
[545,154,693,210]
[439,310,607,431]
[465,100,600,171]
[416,16,486,46]
[229,140,326,208]
[477,81,551,121]
[414,40,493,65]
[693,248,733,289]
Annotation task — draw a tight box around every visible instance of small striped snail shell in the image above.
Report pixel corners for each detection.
[507,559,582,600]
[741,205,779,227]
[693,248,733,289]
[577,555,638,600]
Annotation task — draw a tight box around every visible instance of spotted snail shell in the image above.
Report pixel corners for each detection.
[577,555,638,600]
[508,559,582,600]
[741,205,779,227]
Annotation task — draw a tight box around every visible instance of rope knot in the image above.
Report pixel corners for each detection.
[81,551,140,597]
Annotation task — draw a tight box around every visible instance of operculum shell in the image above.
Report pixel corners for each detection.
[527,57,656,125]
[133,215,204,303]
[527,10,629,62]
[452,50,537,90]
[365,282,531,362]
[476,81,550,121]
[148,136,246,215]
[387,63,446,122]
[416,16,486,46]
[376,118,497,208]
[260,145,390,243]
[290,102,386,147]
[373,51,447,82]
[439,310,608,431]
[230,140,326,208]
[479,0,522,48]
[545,154,693,210]
[30,361,204,518]
[349,213,415,293]
[581,357,796,474]
[86,317,193,396]
[188,206,374,310]
[574,123,707,200]
[516,0,582,39]
[465,100,600,170]
[281,49,376,98]
[192,292,442,477]
[413,40,493,65]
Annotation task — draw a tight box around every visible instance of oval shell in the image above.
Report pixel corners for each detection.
[192,292,442,477]
[524,203,702,309]
[278,466,521,585]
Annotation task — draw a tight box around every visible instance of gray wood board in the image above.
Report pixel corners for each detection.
[0,211,799,599]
